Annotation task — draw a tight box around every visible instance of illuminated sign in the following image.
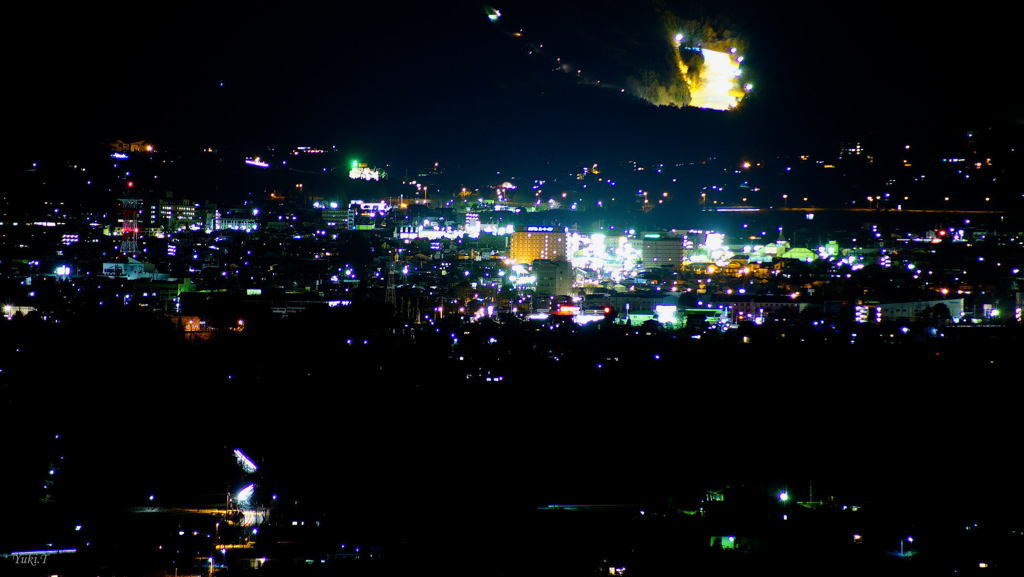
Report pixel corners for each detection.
[553,304,579,316]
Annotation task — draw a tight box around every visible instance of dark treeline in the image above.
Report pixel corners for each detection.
[3,303,1021,515]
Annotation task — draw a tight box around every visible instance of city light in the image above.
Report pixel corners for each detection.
[4,8,1022,577]
[236,483,256,504]
[655,304,678,325]
[233,449,258,474]
[680,47,746,111]
[349,161,381,181]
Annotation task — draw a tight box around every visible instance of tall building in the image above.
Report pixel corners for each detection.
[149,199,200,232]
[510,227,568,264]
[641,233,684,270]
[533,259,574,298]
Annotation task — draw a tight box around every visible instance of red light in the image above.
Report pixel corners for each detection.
[603,306,612,314]
[127,181,135,188]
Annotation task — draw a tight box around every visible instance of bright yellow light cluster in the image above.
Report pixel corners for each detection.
[680,47,748,111]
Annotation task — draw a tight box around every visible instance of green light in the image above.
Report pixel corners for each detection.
[778,491,789,502]
[351,159,359,170]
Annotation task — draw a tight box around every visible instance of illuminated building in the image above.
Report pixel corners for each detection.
[687,258,771,280]
[605,292,679,321]
[348,200,387,214]
[851,299,964,324]
[101,258,170,281]
[778,247,816,262]
[854,304,881,324]
[348,161,382,181]
[840,142,866,158]
[206,209,258,232]
[878,299,963,322]
[133,278,196,309]
[569,233,641,282]
[533,259,574,298]
[386,196,431,208]
[509,227,568,264]
[171,315,207,333]
[290,146,327,155]
[148,199,200,232]
[321,205,346,227]
[110,139,155,153]
[465,212,481,237]
[686,231,734,263]
[346,200,389,230]
[718,297,808,323]
[641,233,684,270]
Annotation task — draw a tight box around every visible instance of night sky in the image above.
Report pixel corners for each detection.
[9,1,1020,168]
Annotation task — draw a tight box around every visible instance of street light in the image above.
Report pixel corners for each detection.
[900,536,913,557]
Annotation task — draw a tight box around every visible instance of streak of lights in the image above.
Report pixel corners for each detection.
[234,449,258,473]
[236,483,256,504]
